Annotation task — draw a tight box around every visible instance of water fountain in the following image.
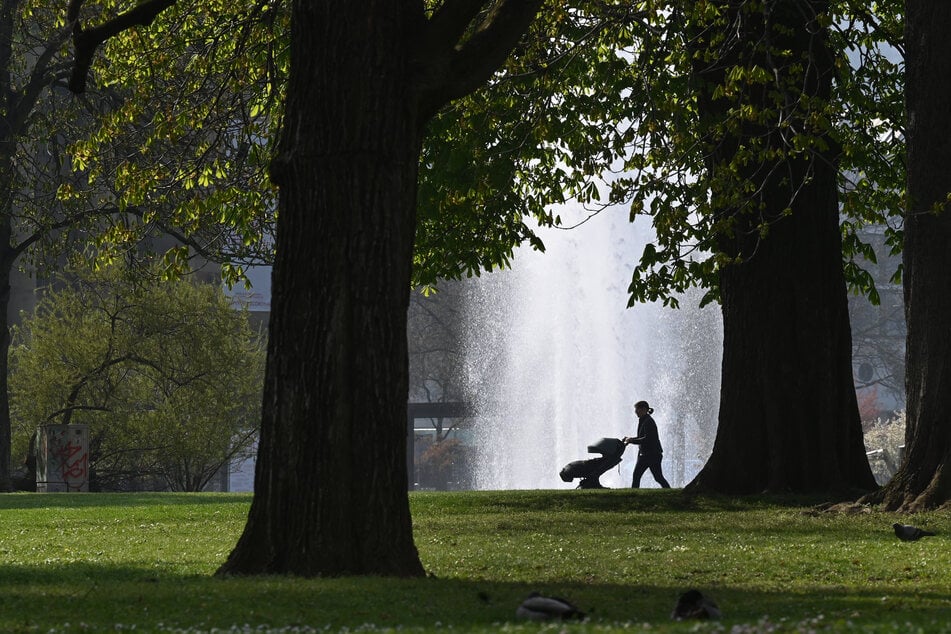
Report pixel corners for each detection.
[463,205,723,489]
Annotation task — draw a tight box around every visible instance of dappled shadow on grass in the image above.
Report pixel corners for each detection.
[0,491,252,511]
[0,561,948,631]
[0,561,168,585]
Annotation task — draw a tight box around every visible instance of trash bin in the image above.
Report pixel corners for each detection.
[35,424,89,492]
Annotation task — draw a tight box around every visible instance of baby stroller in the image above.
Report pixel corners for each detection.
[559,437,627,489]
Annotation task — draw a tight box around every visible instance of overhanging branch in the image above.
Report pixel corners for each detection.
[416,0,544,119]
[423,0,487,58]
[68,0,178,94]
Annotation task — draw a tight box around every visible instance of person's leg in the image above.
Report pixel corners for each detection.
[631,456,648,488]
[649,458,671,488]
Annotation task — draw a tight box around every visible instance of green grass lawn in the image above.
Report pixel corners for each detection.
[0,489,948,633]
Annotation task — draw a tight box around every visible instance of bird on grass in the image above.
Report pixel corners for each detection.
[515,592,585,621]
[893,523,936,541]
[671,589,721,620]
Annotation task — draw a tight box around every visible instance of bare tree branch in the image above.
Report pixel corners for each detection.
[9,28,73,132]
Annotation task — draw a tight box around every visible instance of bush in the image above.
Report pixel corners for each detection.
[9,262,264,491]
[863,410,905,485]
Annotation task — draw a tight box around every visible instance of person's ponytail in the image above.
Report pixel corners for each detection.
[634,400,653,415]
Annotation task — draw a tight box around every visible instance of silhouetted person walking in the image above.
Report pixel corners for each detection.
[623,400,671,488]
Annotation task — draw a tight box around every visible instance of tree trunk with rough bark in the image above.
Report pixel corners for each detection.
[218,0,541,576]
[217,2,423,577]
[868,2,951,511]
[0,0,21,492]
[685,0,877,495]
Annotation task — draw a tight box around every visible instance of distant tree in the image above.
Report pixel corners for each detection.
[9,262,263,492]
[418,437,470,490]
[408,284,467,437]
[408,287,463,401]
[407,285,471,488]
[848,230,905,416]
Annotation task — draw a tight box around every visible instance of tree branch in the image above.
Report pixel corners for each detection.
[119,205,272,266]
[9,28,73,133]
[416,0,544,120]
[12,204,124,259]
[423,0,488,57]
[68,0,177,94]
[45,404,111,424]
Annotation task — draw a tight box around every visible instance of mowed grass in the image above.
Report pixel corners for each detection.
[0,490,948,633]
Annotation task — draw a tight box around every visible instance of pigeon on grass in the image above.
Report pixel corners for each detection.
[515,592,585,621]
[893,523,936,541]
[672,589,721,620]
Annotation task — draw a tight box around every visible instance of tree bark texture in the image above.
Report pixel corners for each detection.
[218,0,541,576]
[686,0,877,494]
[0,0,21,491]
[873,2,951,511]
[218,2,424,576]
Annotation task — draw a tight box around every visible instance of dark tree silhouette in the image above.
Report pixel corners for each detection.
[221,0,543,577]
[866,2,951,511]
[684,0,876,494]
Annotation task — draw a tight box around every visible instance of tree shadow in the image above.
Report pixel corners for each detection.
[0,561,947,631]
[0,491,252,511]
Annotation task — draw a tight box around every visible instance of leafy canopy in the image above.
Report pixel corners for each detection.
[417,0,903,306]
[62,0,287,283]
[63,1,902,306]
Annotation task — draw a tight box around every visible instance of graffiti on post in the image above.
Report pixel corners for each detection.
[36,425,89,492]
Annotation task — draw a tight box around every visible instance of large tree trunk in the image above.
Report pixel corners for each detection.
[690,161,876,493]
[686,0,876,494]
[217,0,541,576]
[0,0,20,492]
[870,2,951,511]
[218,3,424,576]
